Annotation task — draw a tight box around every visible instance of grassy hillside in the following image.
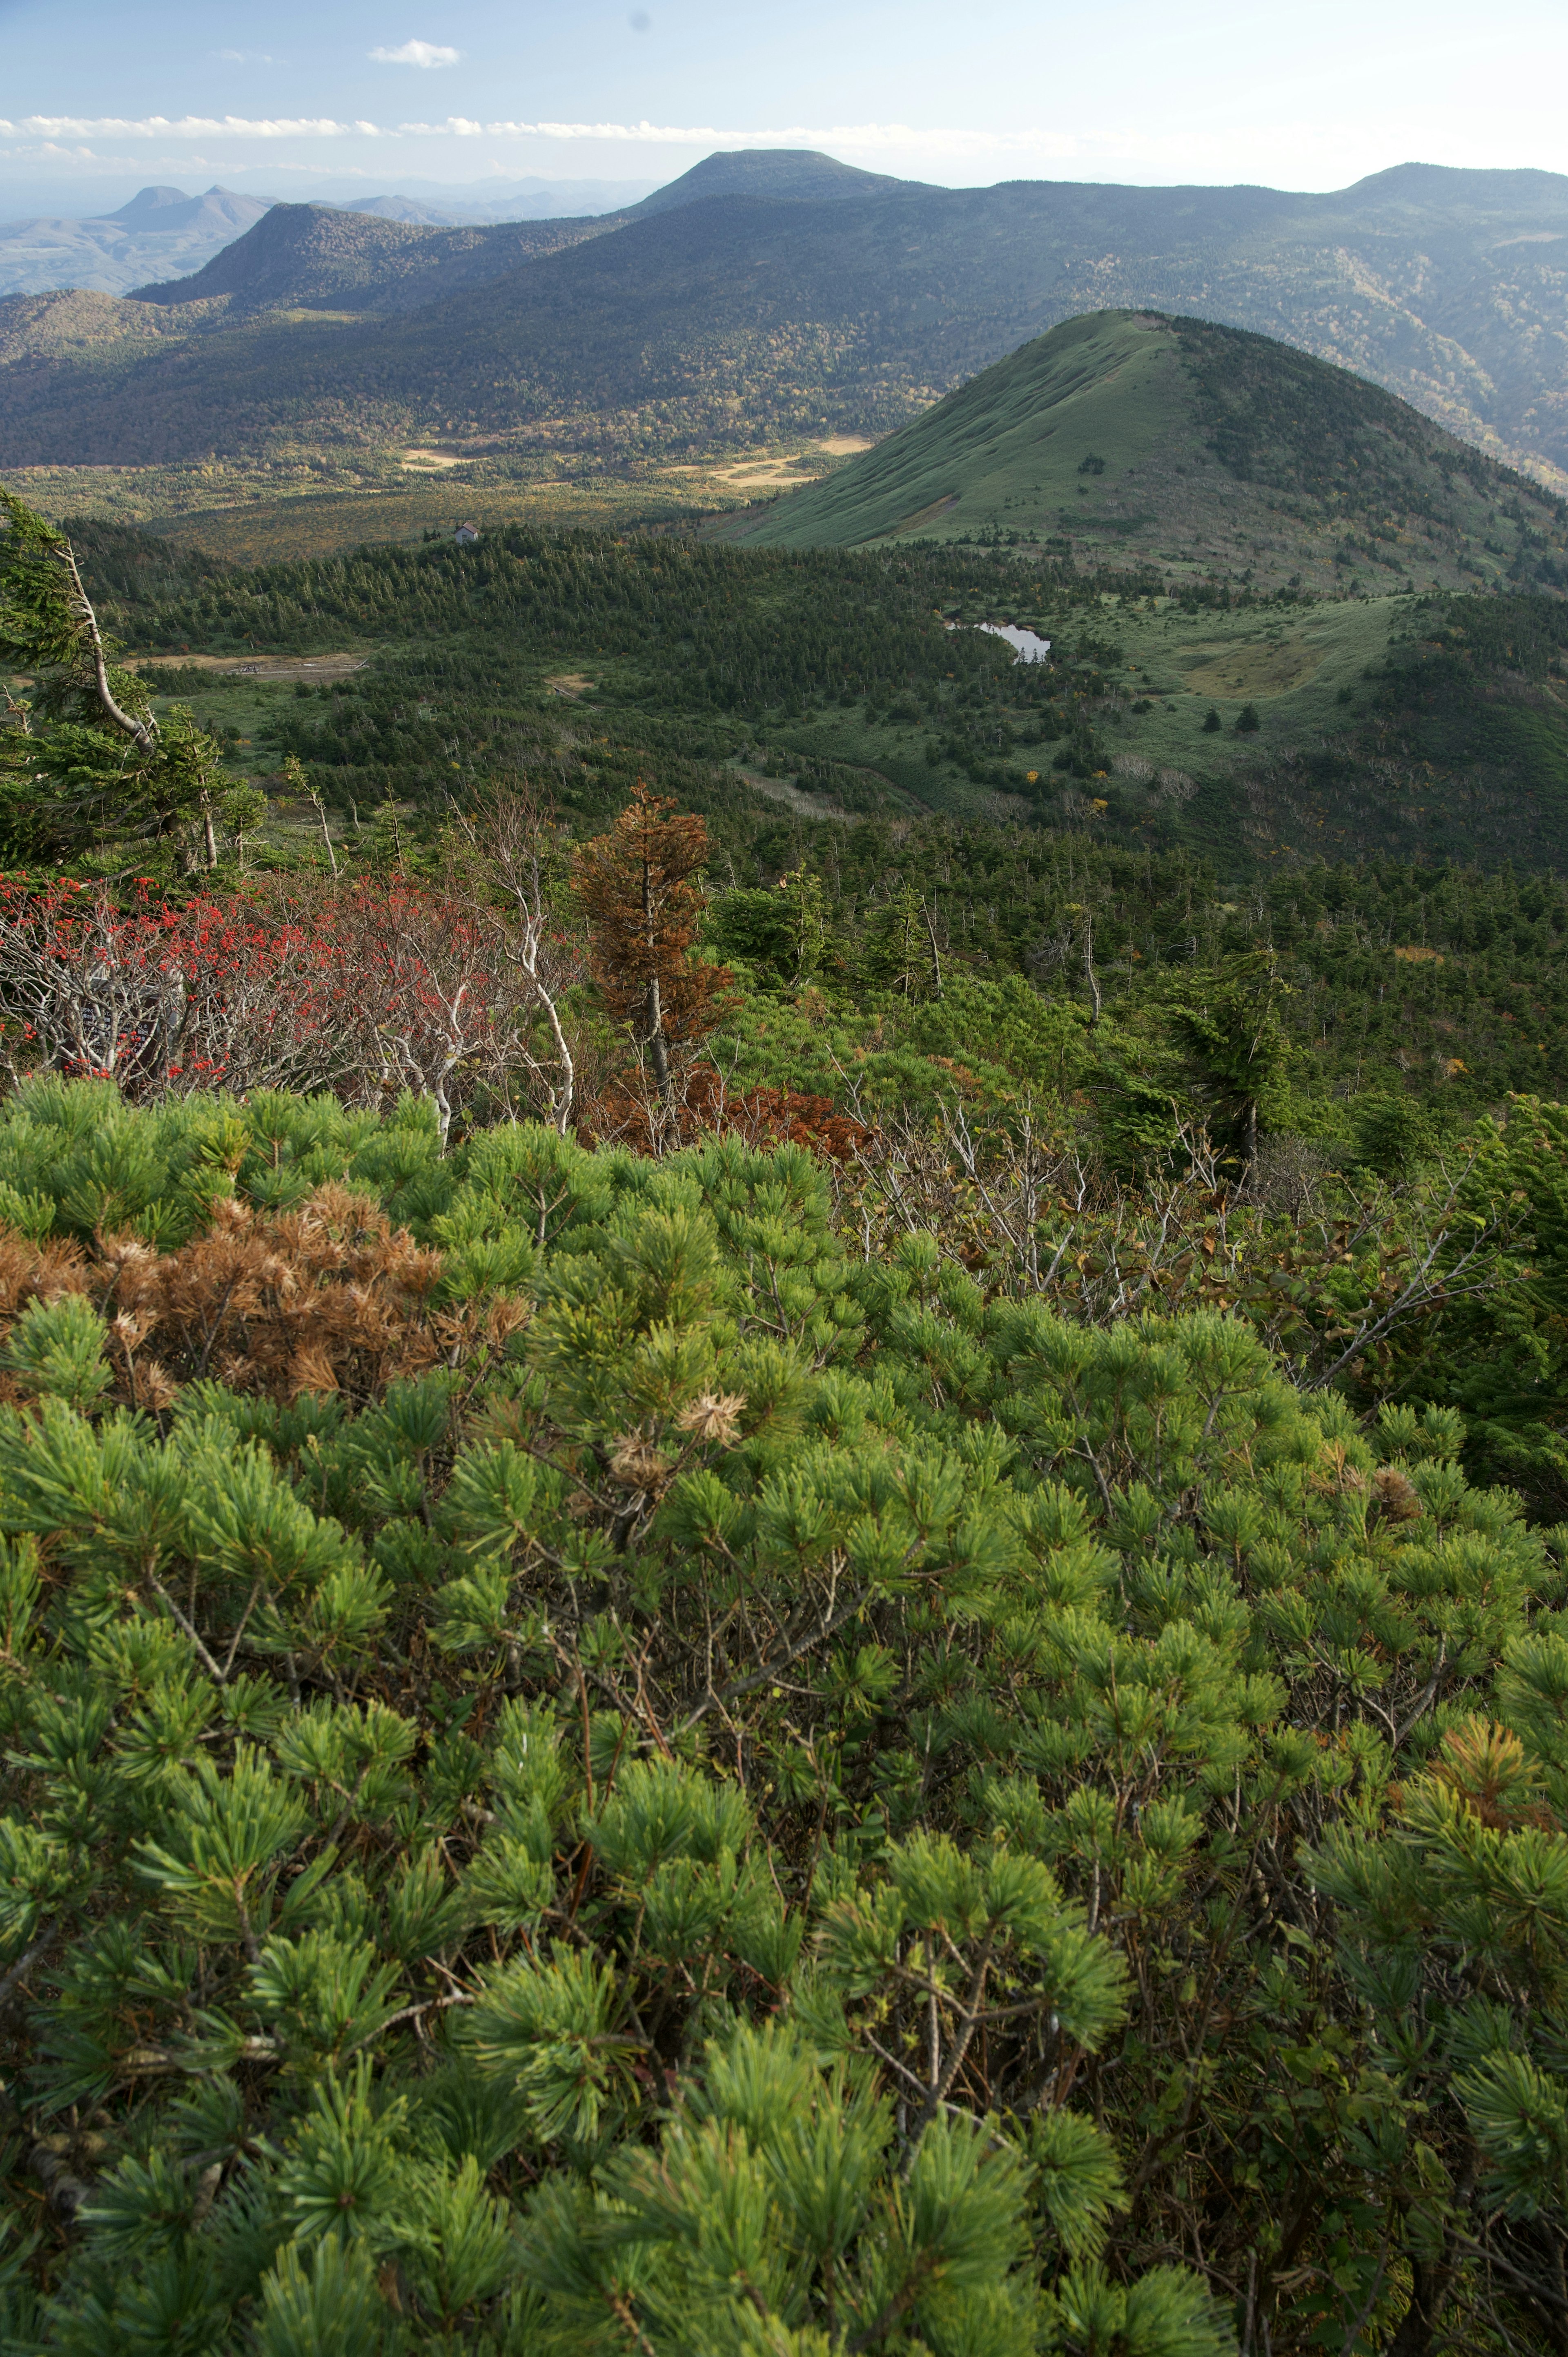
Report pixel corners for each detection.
[3,159,1568,484]
[730,310,1568,597]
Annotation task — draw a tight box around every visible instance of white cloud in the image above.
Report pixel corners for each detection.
[1,143,213,169]
[370,40,462,67]
[0,112,1051,157]
[398,118,1058,155]
[0,117,381,139]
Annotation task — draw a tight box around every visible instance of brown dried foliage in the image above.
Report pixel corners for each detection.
[1428,1716,1556,1831]
[0,1187,528,1411]
[1370,1465,1423,1525]
[570,783,733,1059]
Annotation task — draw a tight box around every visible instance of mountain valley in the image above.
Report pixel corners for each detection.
[2,153,1567,488]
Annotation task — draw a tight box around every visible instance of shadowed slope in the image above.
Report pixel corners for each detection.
[129,201,620,318]
[2,160,1568,479]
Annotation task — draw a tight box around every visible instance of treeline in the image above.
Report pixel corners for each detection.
[31,511,1564,1115]
[179,623,1568,1117]
[103,528,1131,699]
[107,529,1143,813]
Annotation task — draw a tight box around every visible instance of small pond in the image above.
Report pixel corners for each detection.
[949,622,1053,663]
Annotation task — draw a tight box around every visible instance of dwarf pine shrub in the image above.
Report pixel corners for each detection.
[0,1079,1559,2351]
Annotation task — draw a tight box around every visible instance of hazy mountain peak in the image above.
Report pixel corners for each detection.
[0,183,271,298]
[126,197,620,317]
[1336,159,1568,211]
[106,185,192,222]
[630,147,915,217]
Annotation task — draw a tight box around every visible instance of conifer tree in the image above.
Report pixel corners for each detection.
[0,1084,1552,2348]
[0,492,227,859]
[571,782,730,1097]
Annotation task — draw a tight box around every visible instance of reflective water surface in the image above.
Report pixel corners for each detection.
[978,623,1052,663]
[947,622,1053,663]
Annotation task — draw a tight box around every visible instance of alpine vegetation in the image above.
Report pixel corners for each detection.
[0,1082,1558,2352]
[0,494,1566,2356]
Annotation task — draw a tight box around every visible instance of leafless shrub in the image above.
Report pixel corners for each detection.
[822,1093,1509,1387]
[310,880,541,1153]
[0,878,358,1104]
[1240,1134,1332,1220]
[444,781,591,1133]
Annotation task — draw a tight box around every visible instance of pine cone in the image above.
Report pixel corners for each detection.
[608,1435,673,1492]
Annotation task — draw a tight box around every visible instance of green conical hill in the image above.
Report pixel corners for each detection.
[730,310,1567,596]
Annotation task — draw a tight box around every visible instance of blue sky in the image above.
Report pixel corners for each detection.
[2,0,1565,204]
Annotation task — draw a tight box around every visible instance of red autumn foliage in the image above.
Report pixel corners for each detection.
[0,873,548,1144]
[0,793,863,1171]
[582,1061,871,1162]
[316,877,537,1149]
[0,875,354,1102]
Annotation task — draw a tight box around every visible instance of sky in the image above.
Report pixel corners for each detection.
[2,0,1566,210]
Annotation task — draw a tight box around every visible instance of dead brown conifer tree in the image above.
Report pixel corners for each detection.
[570,782,731,1101]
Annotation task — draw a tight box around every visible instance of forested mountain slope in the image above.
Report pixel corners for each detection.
[82,506,1568,879]
[1,156,1566,479]
[129,202,622,319]
[626,145,915,214]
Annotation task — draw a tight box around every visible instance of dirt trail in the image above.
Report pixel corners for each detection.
[131,651,367,683]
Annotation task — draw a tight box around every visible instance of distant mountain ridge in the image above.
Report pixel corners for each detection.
[626,148,915,215]
[0,185,269,299]
[341,175,658,224]
[1,152,1567,484]
[128,202,618,317]
[0,175,662,301]
[123,149,917,318]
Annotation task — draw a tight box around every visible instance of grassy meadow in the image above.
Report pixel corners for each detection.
[0,433,869,566]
